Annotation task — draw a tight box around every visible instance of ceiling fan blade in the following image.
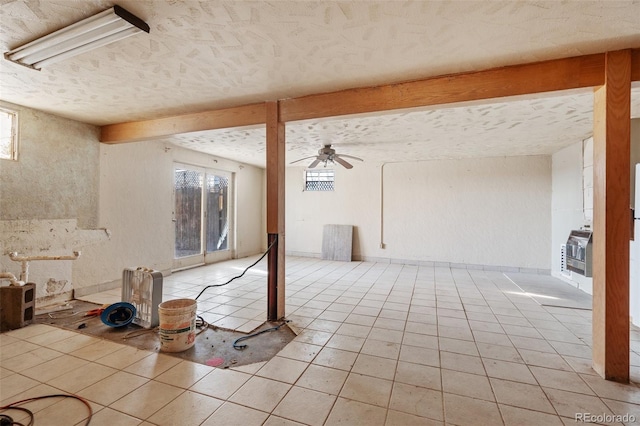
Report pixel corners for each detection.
[336,154,363,162]
[333,156,353,169]
[290,155,317,164]
[308,158,322,168]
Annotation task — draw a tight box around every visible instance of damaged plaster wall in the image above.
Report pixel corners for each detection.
[0,101,99,227]
[0,101,100,302]
[0,219,109,302]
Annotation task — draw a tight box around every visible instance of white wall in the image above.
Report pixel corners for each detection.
[630,120,640,326]
[550,139,593,293]
[551,119,640,310]
[286,165,380,261]
[632,165,640,326]
[75,142,265,294]
[631,120,640,209]
[287,155,552,271]
[236,164,266,258]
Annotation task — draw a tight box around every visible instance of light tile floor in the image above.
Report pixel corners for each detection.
[2,256,640,425]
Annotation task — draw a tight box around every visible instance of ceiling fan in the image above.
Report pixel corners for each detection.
[290,144,363,169]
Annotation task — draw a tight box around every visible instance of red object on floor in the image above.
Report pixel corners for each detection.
[206,357,225,367]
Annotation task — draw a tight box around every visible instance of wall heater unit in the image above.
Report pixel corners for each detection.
[565,230,593,277]
[122,267,162,328]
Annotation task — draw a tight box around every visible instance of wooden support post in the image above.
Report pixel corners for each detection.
[266,101,286,320]
[592,49,631,382]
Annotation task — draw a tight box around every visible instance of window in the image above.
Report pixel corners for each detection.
[305,169,334,191]
[0,107,18,161]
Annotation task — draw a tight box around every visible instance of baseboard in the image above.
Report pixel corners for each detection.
[286,252,549,275]
[74,279,121,297]
[74,267,172,297]
[286,251,321,258]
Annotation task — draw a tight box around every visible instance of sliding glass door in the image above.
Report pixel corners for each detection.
[173,164,232,270]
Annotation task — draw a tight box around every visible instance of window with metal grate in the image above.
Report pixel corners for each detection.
[305,169,334,191]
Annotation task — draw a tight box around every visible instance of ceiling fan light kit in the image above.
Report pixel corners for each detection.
[290,144,363,169]
[4,5,149,70]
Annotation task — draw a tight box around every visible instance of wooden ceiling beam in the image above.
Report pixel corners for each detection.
[100,102,266,143]
[280,53,606,122]
[99,48,640,143]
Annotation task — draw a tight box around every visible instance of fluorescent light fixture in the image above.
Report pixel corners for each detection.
[4,5,149,70]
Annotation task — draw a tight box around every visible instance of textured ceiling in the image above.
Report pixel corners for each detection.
[165,91,640,167]
[1,1,640,167]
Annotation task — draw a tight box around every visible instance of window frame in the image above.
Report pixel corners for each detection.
[0,106,19,161]
[304,168,335,192]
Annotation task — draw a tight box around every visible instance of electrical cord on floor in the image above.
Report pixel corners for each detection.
[0,393,92,426]
[233,320,291,350]
[194,236,278,301]
[195,315,209,335]
[121,326,158,340]
[0,413,18,426]
[47,311,82,319]
[121,314,209,341]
